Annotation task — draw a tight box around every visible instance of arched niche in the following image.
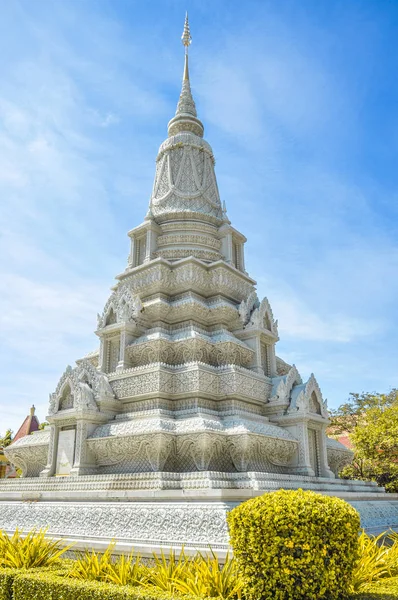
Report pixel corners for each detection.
[309,391,322,415]
[105,307,117,326]
[264,312,272,331]
[59,383,74,411]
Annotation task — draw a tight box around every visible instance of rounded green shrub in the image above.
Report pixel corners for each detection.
[227,488,360,600]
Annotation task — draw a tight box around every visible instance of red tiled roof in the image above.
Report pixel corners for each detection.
[336,434,353,450]
[12,406,40,443]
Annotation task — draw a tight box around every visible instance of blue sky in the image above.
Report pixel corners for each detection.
[1,0,397,434]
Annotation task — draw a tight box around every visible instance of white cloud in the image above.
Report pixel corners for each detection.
[264,286,384,343]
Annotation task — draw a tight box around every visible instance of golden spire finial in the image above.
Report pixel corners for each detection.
[181,12,192,54]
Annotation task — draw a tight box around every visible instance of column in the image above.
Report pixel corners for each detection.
[40,424,58,478]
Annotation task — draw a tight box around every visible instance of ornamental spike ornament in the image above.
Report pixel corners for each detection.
[167,13,204,137]
[181,12,192,53]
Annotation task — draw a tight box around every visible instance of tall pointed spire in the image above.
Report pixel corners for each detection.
[168,14,204,138]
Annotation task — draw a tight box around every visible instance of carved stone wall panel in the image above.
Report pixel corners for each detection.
[219,371,270,401]
[108,364,271,406]
[120,262,254,304]
[176,433,225,471]
[88,433,175,474]
[4,431,50,478]
[0,501,230,548]
[4,445,48,478]
[227,434,297,473]
[127,336,253,369]
[154,248,222,262]
[157,233,221,251]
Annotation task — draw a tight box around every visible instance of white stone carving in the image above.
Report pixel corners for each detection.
[150,133,223,224]
[98,288,143,330]
[75,382,97,411]
[49,361,116,416]
[238,291,259,326]
[270,365,302,404]
[288,373,328,418]
[244,297,278,336]
[4,430,50,478]
[0,501,230,549]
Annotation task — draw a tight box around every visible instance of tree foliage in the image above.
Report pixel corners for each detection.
[329,390,398,492]
[0,429,13,448]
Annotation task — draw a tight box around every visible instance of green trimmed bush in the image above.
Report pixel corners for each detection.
[0,561,73,600]
[0,569,14,600]
[13,570,205,600]
[227,488,361,600]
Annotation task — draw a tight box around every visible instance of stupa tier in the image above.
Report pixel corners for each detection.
[1,16,397,554]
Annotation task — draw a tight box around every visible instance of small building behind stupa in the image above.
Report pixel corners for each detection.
[1,16,397,554]
[0,406,41,479]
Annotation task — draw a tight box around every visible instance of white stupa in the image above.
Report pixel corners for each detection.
[1,16,396,555]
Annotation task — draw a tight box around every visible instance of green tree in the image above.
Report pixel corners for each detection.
[0,429,13,448]
[329,390,398,492]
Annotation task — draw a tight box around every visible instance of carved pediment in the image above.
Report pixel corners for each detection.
[97,286,143,330]
[270,365,302,404]
[288,374,328,419]
[238,291,259,326]
[239,295,278,336]
[49,361,116,415]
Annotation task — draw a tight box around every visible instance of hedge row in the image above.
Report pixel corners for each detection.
[3,567,398,600]
[0,569,14,600]
[0,562,74,600]
[1,569,205,600]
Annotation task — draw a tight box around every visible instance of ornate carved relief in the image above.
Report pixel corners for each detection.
[87,433,175,472]
[150,133,223,224]
[228,434,297,472]
[49,361,116,416]
[127,332,253,368]
[288,374,328,418]
[270,365,302,404]
[4,431,50,478]
[97,288,143,330]
[120,262,254,303]
[238,291,259,326]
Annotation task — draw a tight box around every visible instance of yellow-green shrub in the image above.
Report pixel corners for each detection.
[0,569,14,600]
[351,531,398,592]
[351,575,398,599]
[13,569,203,600]
[0,529,72,569]
[69,542,147,586]
[172,551,243,599]
[142,548,242,599]
[227,489,360,600]
[0,562,72,600]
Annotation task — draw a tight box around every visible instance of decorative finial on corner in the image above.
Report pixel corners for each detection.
[181,12,192,54]
[222,200,231,224]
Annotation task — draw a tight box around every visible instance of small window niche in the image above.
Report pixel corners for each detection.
[59,384,74,411]
[232,238,244,271]
[135,235,147,267]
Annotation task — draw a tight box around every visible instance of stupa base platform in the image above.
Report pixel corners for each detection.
[1,472,398,557]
